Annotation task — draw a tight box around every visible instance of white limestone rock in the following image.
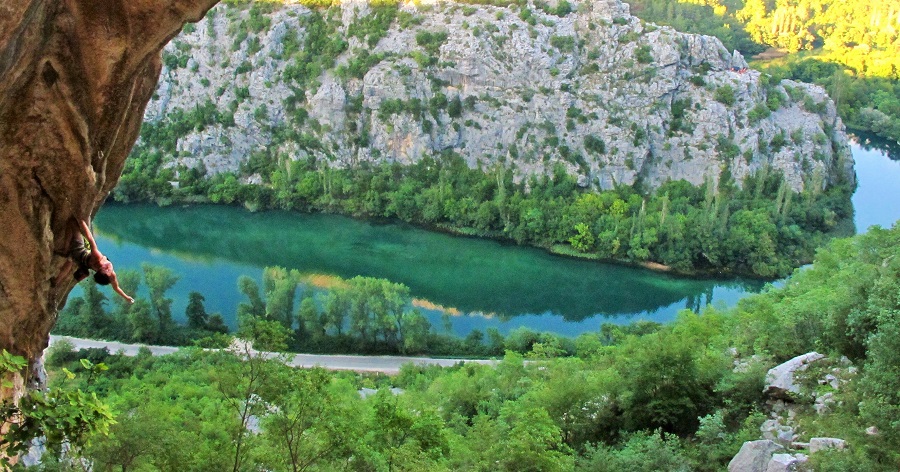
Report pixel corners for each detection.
[729,440,784,472]
[139,0,854,192]
[809,437,847,454]
[764,352,825,399]
[766,453,808,472]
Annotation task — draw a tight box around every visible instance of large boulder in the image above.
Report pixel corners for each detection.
[728,440,784,472]
[764,352,825,399]
[766,453,808,472]
[809,437,847,454]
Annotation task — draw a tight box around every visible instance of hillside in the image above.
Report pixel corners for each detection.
[18,222,900,471]
[129,0,852,195]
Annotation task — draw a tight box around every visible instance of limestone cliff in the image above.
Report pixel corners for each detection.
[0,0,217,410]
[141,0,853,194]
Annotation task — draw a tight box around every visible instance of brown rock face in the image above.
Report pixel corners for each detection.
[0,0,218,399]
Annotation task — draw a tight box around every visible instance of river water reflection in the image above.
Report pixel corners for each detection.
[92,143,899,336]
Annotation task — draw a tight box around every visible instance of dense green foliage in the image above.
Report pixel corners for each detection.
[54,264,649,358]
[628,0,900,142]
[54,264,229,347]
[629,0,898,62]
[33,223,900,471]
[1,352,114,468]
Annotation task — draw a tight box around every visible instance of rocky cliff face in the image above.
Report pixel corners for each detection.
[145,0,853,193]
[0,0,217,415]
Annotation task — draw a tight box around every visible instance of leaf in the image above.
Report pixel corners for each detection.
[80,359,92,369]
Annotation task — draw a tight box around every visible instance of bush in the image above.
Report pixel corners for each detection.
[550,35,576,53]
[415,31,448,56]
[747,103,771,123]
[714,85,736,106]
[635,45,653,64]
[584,135,606,154]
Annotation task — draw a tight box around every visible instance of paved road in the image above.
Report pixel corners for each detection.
[49,335,496,374]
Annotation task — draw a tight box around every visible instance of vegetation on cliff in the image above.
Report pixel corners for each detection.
[628,0,900,144]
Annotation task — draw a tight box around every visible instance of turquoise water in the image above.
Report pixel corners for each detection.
[851,142,900,232]
[89,143,899,337]
[93,206,759,336]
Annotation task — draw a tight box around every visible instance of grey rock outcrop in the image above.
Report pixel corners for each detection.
[814,391,835,414]
[766,453,808,472]
[764,352,825,399]
[809,437,847,453]
[142,0,854,193]
[760,419,796,448]
[728,440,784,472]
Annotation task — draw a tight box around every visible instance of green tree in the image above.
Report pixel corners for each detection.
[186,291,209,330]
[263,267,298,329]
[142,263,180,342]
[569,222,596,252]
[258,368,359,472]
[237,275,266,320]
[364,389,448,471]
[219,316,292,472]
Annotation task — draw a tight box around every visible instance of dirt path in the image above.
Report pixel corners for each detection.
[49,335,496,374]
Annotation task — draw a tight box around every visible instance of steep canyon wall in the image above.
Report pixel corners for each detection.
[142,0,853,194]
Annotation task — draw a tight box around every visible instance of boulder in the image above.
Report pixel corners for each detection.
[728,440,784,472]
[814,392,835,414]
[764,352,825,399]
[766,453,807,472]
[809,437,847,454]
[760,419,795,447]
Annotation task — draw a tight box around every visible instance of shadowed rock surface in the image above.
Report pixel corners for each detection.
[0,0,218,408]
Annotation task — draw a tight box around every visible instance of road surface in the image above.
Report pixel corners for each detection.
[48,335,496,374]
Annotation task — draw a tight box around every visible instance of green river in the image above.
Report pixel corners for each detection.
[91,143,899,337]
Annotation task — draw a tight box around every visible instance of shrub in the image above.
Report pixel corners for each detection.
[714,85,736,106]
[747,103,771,123]
[584,135,606,155]
[550,35,576,53]
[635,45,653,64]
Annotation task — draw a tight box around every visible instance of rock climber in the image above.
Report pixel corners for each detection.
[66,218,135,304]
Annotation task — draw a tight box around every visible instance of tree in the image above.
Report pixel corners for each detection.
[619,331,721,435]
[80,280,111,338]
[263,267,298,329]
[237,276,266,320]
[475,401,575,472]
[258,368,358,472]
[569,222,596,252]
[109,269,141,339]
[364,389,448,471]
[142,263,179,342]
[186,291,209,330]
[218,316,292,472]
[128,300,159,344]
